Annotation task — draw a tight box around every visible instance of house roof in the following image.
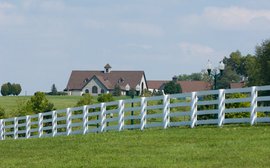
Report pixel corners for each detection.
[66,70,146,91]
[230,82,245,89]
[147,80,211,93]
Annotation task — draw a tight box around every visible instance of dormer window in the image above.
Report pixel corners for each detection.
[118,77,124,83]
[104,64,112,73]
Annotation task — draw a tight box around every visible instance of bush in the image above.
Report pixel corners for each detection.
[76,93,95,106]
[97,93,114,103]
[16,92,55,116]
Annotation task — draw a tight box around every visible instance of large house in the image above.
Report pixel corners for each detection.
[65,64,148,96]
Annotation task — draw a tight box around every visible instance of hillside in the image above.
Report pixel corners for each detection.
[0,126,269,168]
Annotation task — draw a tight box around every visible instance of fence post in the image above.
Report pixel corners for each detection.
[190,92,198,128]
[118,100,124,131]
[250,86,258,125]
[52,111,57,137]
[14,117,18,139]
[0,119,4,140]
[26,115,31,139]
[38,113,43,138]
[140,97,147,130]
[100,103,106,132]
[218,89,225,127]
[66,108,72,135]
[83,106,88,135]
[163,95,170,129]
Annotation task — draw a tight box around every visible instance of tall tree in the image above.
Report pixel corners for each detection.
[51,84,58,95]
[255,39,270,85]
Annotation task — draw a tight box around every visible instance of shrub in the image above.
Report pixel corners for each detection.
[76,93,95,107]
[97,93,114,103]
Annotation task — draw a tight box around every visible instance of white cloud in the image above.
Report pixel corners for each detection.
[182,6,270,30]
[119,22,163,37]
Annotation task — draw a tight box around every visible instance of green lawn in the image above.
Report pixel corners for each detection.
[0,126,269,168]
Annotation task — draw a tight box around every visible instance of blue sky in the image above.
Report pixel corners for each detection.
[1,0,270,95]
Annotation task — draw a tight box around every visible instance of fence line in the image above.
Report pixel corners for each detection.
[1,85,270,140]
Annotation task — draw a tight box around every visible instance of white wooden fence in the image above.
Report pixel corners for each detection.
[1,85,270,140]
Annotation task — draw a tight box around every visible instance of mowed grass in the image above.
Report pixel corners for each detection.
[0,126,270,168]
[0,96,83,116]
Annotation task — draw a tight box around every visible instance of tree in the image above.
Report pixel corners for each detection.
[216,66,241,89]
[113,84,121,96]
[27,92,55,114]
[11,83,22,96]
[178,73,203,81]
[51,84,58,95]
[7,82,12,95]
[1,82,22,96]
[255,39,270,85]
[164,81,182,94]
[1,83,9,96]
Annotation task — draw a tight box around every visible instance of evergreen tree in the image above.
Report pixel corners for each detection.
[113,84,122,96]
[51,84,58,95]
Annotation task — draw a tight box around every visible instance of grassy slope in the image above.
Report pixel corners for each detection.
[0,126,269,168]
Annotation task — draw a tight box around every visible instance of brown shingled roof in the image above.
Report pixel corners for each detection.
[147,80,211,93]
[66,70,146,91]
[230,82,245,89]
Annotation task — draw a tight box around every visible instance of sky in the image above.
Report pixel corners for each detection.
[1,0,270,95]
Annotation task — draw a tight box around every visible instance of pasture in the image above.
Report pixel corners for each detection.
[0,126,269,168]
[0,96,83,117]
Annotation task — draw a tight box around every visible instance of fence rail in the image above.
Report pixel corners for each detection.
[1,85,270,140]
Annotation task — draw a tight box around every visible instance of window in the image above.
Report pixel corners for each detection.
[85,89,89,93]
[101,89,105,94]
[92,86,98,94]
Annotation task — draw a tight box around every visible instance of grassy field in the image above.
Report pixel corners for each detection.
[0,96,87,117]
[0,95,138,118]
[0,125,269,168]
